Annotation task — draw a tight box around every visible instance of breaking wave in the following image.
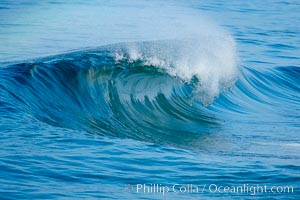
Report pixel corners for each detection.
[0,40,298,146]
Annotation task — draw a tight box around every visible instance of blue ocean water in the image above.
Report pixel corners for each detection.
[0,0,299,199]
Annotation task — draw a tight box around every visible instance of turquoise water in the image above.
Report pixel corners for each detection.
[0,0,299,199]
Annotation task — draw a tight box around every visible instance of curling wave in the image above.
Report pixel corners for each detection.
[0,41,298,147]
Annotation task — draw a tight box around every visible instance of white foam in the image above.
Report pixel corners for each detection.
[114,32,238,105]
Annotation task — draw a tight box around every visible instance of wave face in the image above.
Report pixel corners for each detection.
[1,40,299,148]
[0,39,237,146]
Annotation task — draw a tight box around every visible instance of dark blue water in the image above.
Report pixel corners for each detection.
[0,0,299,199]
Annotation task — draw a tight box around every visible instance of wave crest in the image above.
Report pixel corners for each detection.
[113,37,238,105]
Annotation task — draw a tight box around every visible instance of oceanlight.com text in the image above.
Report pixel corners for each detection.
[125,183,294,196]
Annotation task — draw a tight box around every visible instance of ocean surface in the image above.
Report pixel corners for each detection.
[0,0,299,199]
